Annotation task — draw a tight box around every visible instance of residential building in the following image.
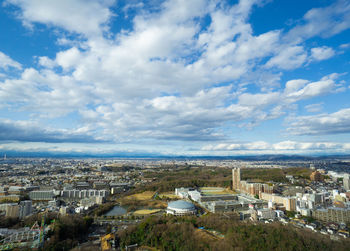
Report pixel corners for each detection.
[232,167,274,197]
[5,203,19,217]
[260,192,296,211]
[313,207,350,223]
[29,190,55,201]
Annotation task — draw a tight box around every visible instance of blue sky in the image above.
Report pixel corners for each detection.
[0,0,350,156]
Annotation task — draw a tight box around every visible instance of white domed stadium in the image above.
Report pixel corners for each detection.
[166,200,196,216]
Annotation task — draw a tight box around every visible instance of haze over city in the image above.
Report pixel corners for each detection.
[1,0,350,156]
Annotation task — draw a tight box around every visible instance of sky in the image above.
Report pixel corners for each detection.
[0,0,350,156]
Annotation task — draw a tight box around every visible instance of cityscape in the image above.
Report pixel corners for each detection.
[1,0,350,250]
[0,157,350,250]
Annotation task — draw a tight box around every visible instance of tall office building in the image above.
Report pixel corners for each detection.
[344,174,350,191]
[19,200,32,218]
[232,167,241,190]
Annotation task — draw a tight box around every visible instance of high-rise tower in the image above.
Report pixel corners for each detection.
[344,173,350,191]
[232,167,241,191]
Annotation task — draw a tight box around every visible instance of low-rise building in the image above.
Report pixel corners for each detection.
[166,200,196,216]
[260,192,296,211]
[257,208,276,220]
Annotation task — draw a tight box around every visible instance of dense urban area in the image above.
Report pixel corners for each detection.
[0,156,350,250]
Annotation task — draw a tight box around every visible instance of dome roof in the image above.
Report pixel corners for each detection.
[167,200,195,210]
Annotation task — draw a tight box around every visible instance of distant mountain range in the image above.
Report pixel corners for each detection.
[1,150,350,160]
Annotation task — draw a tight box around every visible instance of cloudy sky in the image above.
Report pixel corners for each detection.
[0,0,350,156]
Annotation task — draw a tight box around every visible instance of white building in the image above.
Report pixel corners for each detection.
[188,190,201,202]
[166,200,196,216]
[175,188,191,199]
[61,189,109,199]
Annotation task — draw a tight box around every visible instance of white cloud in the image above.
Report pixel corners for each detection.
[203,140,349,154]
[310,46,335,61]
[0,68,94,117]
[0,0,349,152]
[0,51,22,70]
[0,118,102,143]
[284,74,341,102]
[5,0,115,37]
[37,56,56,69]
[265,46,307,70]
[305,103,323,113]
[340,43,350,49]
[285,0,350,42]
[287,108,350,135]
[238,92,280,107]
[284,79,309,94]
[56,47,82,70]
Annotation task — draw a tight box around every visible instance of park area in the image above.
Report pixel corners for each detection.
[118,191,167,212]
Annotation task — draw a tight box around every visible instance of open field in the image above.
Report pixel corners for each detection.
[133,209,162,215]
[158,192,179,199]
[125,191,156,200]
[118,191,167,210]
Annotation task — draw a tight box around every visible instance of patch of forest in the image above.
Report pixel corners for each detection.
[117,214,350,251]
[133,166,312,194]
[136,167,233,193]
[241,167,312,182]
[0,214,93,251]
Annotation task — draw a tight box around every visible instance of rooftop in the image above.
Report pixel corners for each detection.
[168,200,195,210]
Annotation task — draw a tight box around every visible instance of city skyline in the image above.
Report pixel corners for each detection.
[1,0,350,156]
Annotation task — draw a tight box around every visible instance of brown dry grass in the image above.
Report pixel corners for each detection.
[125,191,156,200]
[119,191,167,210]
[158,192,179,199]
[133,209,162,215]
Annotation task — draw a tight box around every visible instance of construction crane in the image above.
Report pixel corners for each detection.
[100,233,116,251]
[0,215,46,251]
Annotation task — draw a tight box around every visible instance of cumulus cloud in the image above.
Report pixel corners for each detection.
[287,108,350,135]
[0,0,349,152]
[285,0,350,42]
[265,46,307,70]
[0,68,95,117]
[284,74,342,102]
[203,140,349,153]
[0,119,104,143]
[5,0,115,37]
[310,46,335,61]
